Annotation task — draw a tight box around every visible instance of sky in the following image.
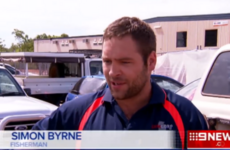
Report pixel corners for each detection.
[0,0,230,48]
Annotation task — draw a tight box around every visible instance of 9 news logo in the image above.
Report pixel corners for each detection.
[216,141,225,147]
[189,132,200,141]
[188,131,229,148]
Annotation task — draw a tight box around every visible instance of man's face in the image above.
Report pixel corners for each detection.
[102,35,153,100]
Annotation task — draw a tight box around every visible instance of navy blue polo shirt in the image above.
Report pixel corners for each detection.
[32,81,208,149]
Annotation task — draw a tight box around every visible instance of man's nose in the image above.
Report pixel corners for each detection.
[109,63,121,77]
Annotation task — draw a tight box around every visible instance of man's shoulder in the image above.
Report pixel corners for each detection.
[164,89,207,126]
[164,89,208,130]
[32,89,108,130]
[164,89,199,115]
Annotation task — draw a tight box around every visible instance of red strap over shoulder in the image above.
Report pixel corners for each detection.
[162,89,185,150]
[78,96,104,130]
[76,96,104,149]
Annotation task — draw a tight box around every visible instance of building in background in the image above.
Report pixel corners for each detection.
[145,13,230,55]
[34,34,103,52]
[34,13,230,54]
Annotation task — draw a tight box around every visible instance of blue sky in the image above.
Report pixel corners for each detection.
[0,0,229,48]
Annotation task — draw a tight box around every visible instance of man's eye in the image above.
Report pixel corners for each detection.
[103,60,111,63]
[122,62,130,64]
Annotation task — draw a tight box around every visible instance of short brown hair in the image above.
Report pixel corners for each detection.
[103,16,156,66]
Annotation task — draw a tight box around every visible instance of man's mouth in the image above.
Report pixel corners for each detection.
[112,82,125,86]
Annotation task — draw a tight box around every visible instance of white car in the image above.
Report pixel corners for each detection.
[0,63,38,76]
[0,66,57,130]
[0,63,21,75]
[189,44,230,130]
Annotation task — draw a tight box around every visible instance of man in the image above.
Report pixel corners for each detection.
[32,17,208,148]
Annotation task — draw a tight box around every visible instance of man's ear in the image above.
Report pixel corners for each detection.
[148,51,157,71]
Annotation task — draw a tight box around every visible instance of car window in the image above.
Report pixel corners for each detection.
[78,78,106,95]
[152,77,182,92]
[177,79,200,97]
[203,51,230,97]
[0,69,25,96]
[90,61,103,75]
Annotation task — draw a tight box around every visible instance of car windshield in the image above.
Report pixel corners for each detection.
[0,69,25,96]
[151,76,184,93]
[78,77,106,95]
[176,78,200,98]
[90,61,103,75]
[0,64,16,74]
[5,65,18,74]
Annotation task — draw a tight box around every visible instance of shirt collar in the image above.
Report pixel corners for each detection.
[102,81,166,105]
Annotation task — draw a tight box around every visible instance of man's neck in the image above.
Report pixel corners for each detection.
[116,82,152,120]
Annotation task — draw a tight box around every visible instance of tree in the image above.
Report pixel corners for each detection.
[35,33,69,39]
[12,29,25,43]
[36,33,48,39]
[9,29,70,52]
[60,33,69,37]
[8,43,19,52]
[0,38,8,52]
[12,29,34,52]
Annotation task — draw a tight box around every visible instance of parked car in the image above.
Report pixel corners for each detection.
[0,51,103,106]
[190,44,230,130]
[65,74,184,102]
[0,63,38,77]
[176,78,200,101]
[0,66,57,130]
[0,63,21,75]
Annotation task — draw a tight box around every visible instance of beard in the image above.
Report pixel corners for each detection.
[108,67,149,100]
